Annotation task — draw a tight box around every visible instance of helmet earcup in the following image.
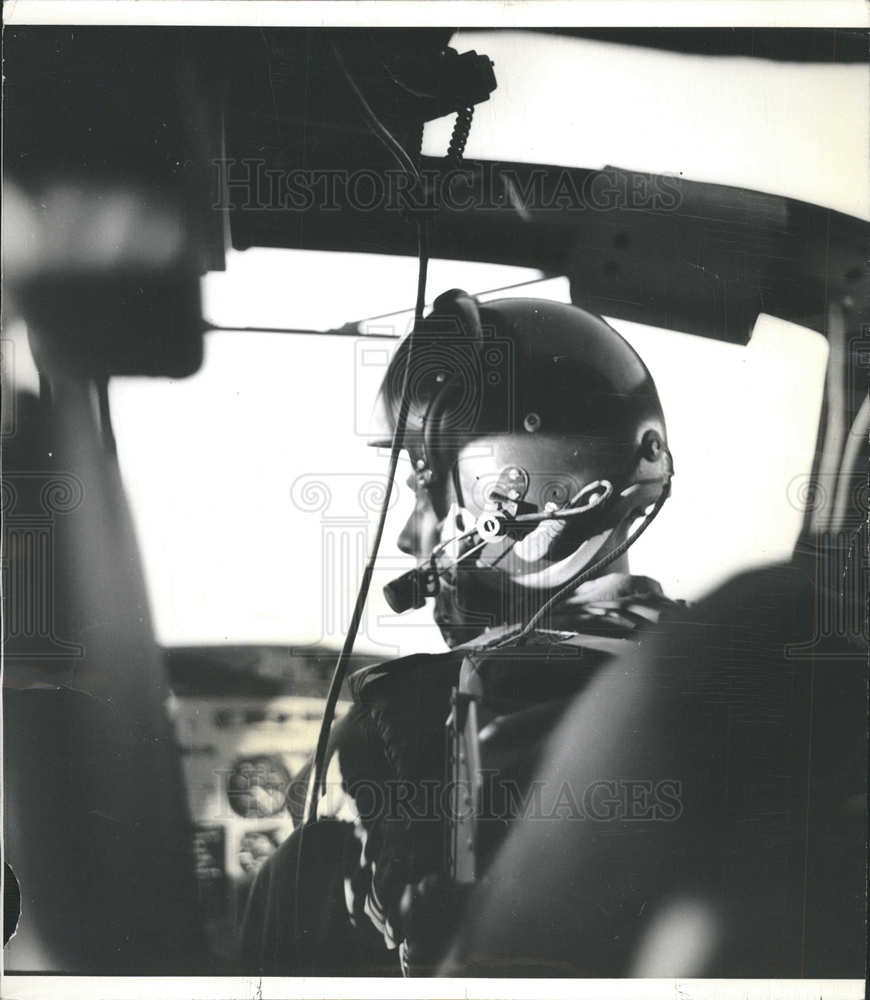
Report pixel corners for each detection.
[419,292,486,511]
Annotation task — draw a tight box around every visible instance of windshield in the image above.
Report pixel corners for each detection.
[426,30,869,220]
[110,248,828,656]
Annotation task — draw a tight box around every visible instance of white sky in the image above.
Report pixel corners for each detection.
[110,33,848,653]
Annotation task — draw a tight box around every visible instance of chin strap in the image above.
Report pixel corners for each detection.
[503,470,673,648]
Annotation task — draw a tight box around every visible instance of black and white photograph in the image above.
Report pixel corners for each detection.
[2,3,868,998]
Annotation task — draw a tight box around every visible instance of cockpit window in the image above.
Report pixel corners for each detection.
[431,30,869,220]
[110,252,828,656]
[203,247,542,332]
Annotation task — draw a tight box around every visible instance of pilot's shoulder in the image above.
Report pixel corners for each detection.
[347,646,464,707]
[554,573,685,634]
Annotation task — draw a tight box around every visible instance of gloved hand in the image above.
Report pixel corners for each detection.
[342,817,472,975]
[342,815,415,953]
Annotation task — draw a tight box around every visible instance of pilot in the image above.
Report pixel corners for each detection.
[241,289,677,976]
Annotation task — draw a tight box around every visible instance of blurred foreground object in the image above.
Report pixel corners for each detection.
[440,560,867,976]
[2,28,225,972]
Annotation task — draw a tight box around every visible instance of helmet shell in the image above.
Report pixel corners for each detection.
[372,291,668,525]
